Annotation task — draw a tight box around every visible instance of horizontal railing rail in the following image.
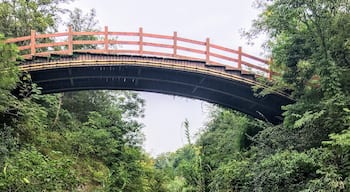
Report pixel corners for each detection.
[5,26,273,79]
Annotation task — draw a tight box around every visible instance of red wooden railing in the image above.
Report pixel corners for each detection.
[5,26,273,79]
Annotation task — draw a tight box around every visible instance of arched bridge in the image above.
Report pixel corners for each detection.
[6,26,293,124]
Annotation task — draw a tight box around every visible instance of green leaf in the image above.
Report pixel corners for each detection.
[22,177,30,184]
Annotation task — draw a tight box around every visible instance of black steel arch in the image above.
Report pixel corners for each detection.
[22,52,293,124]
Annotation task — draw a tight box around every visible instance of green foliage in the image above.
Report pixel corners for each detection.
[250,0,350,129]
[0,88,153,191]
[67,8,99,32]
[0,37,20,164]
[198,109,260,166]
[0,35,19,90]
[209,158,251,192]
[165,176,187,192]
[251,150,319,192]
[0,148,79,191]
[299,148,349,192]
[59,91,148,190]
[325,129,350,149]
[0,0,71,37]
[154,122,205,192]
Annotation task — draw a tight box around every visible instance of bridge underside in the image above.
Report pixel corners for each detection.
[24,53,292,124]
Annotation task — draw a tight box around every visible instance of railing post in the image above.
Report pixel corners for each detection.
[139,27,143,55]
[268,58,273,80]
[238,46,242,69]
[68,26,73,54]
[104,26,109,52]
[173,31,177,57]
[206,38,210,63]
[30,30,36,55]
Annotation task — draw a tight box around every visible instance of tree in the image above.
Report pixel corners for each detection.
[66,8,99,32]
[65,7,100,50]
[0,0,71,37]
[249,0,350,134]
[0,35,20,166]
[239,0,350,191]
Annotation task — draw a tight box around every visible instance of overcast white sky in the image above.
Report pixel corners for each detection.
[69,0,264,156]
